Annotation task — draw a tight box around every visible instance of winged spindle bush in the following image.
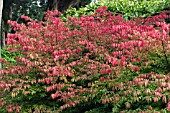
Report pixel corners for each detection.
[0,7,170,112]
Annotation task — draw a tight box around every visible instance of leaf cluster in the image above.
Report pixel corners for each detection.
[64,0,170,20]
[0,7,170,112]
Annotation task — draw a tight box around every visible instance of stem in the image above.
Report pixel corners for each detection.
[86,25,91,41]
[161,40,169,66]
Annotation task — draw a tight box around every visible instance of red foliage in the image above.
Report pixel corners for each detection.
[0,7,170,112]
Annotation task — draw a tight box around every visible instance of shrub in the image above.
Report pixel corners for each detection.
[64,0,170,20]
[0,7,170,112]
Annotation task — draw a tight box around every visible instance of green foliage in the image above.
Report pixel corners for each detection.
[12,0,46,22]
[1,48,21,64]
[65,0,170,20]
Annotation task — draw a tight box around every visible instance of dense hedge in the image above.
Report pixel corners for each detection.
[63,0,170,20]
[0,7,170,112]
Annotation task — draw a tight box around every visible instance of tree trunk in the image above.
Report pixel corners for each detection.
[2,0,13,47]
[0,0,3,68]
[57,0,81,13]
[47,0,81,13]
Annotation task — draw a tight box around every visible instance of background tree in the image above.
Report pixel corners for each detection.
[46,0,91,13]
[2,0,13,47]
